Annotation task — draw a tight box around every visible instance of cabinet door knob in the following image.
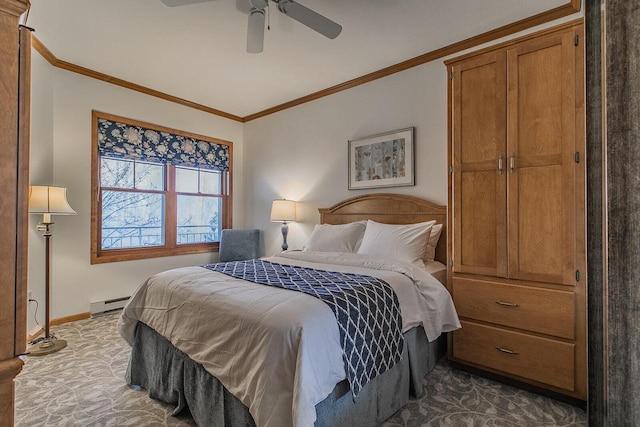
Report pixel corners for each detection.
[510,153,516,173]
[495,300,519,307]
[495,346,519,355]
[498,155,504,175]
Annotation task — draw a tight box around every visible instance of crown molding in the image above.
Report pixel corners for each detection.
[244,1,582,121]
[31,0,581,123]
[31,35,243,123]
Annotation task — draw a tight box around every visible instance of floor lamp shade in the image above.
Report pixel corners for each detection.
[270,199,296,251]
[29,185,76,222]
[27,185,76,356]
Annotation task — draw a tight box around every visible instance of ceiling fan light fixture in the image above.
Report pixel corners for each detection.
[160,0,342,53]
[249,0,268,8]
[247,7,266,53]
[160,0,215,7]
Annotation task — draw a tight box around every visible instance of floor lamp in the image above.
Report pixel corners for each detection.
[270,199,297,251]
[28,185,76,356]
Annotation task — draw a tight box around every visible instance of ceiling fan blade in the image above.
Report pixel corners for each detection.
[160,0,216,7]
[277,0,342,39]
[247,7,265,53]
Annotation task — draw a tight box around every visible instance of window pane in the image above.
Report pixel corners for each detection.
[200,170,221,195]
[101,158,134,188]
[135,161,164,190]
[176,167,199,193]
[101,190,165,249]
[177,195,221,244]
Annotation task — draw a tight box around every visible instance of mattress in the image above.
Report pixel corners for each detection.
[119,251,459,427]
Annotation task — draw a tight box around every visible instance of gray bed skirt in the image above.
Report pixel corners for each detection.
[126,322,445,426]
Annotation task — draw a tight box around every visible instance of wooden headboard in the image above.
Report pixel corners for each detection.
[318,193,447,265]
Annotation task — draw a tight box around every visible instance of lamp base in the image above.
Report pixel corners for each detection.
[281,222,289,251]
[27,337,67,356]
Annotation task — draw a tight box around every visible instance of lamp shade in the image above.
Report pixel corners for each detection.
[270,199,296,222]
[29,186,76,215]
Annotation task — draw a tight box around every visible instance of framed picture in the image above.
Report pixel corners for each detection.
[348,127,415,190]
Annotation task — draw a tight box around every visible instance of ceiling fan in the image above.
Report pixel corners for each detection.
[160,0,342,53]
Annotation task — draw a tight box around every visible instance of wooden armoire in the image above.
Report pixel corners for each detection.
[0,1,31,425]
[445,21,586,401]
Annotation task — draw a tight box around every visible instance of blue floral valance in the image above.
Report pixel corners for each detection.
[97,118,230,172]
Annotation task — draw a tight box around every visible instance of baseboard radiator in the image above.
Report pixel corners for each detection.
[90,296,130,317]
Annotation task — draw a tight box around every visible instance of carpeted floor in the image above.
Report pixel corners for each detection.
[15,314,587,426]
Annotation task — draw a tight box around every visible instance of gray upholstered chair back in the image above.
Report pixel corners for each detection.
[219,229,261,262]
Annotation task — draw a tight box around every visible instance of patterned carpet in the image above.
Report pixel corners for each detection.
[15,314,587,426]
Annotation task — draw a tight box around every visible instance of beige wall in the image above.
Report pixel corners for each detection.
[28,56,244,327]
[241,13,582,257]
[243,61,449,256]
[28,12,582,325]
[28,53,54,332]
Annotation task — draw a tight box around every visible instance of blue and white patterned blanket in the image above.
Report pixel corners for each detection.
[203,259,404,397]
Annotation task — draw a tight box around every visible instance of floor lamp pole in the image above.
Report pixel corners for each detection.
[28,219,67,356]
[44,224,51,340]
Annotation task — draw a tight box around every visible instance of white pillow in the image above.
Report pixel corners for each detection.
[305,221,367,253]
[424,224,443,261]
[357,220,435,265]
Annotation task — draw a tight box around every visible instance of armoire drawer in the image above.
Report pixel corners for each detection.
[452,321,575,391]
[452,277,575,339]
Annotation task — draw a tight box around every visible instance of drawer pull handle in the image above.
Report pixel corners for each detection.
[495,300,519,307]
[495,347,519,355]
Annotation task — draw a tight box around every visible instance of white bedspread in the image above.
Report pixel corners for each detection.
[118,252,460,427]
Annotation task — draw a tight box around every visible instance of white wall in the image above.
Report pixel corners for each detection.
[29,57,244,326]
[28,53,54,333]
[243,61,449,256]
[242,14,583,257]
[29,13,582,325]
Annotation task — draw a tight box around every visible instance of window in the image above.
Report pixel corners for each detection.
[91,111,232,264]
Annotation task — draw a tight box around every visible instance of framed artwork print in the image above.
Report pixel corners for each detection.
[348,127,415,190]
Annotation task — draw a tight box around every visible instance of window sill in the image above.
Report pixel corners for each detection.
[91,242,219,264]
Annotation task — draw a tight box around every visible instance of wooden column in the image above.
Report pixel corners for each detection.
[603,0,640,424]
[0,1,30,426]
[587,0,640,424]
[584,0,605,425]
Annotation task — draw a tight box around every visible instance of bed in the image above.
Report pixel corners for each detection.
[118,193,460,427]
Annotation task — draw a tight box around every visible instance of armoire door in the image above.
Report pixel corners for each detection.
[506,29,578,285]
[451,50,507,278]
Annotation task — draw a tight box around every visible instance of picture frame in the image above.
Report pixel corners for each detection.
[348,127,415,190]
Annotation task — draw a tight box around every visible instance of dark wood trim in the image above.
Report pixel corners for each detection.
[90,110,232,264]
[50,312,90,326]
[31,36,243,123]
[90,112,100,264]
[26,327,43,343]
[27,312,92,342]
[245,4,583,121]
[30,2,581,123]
